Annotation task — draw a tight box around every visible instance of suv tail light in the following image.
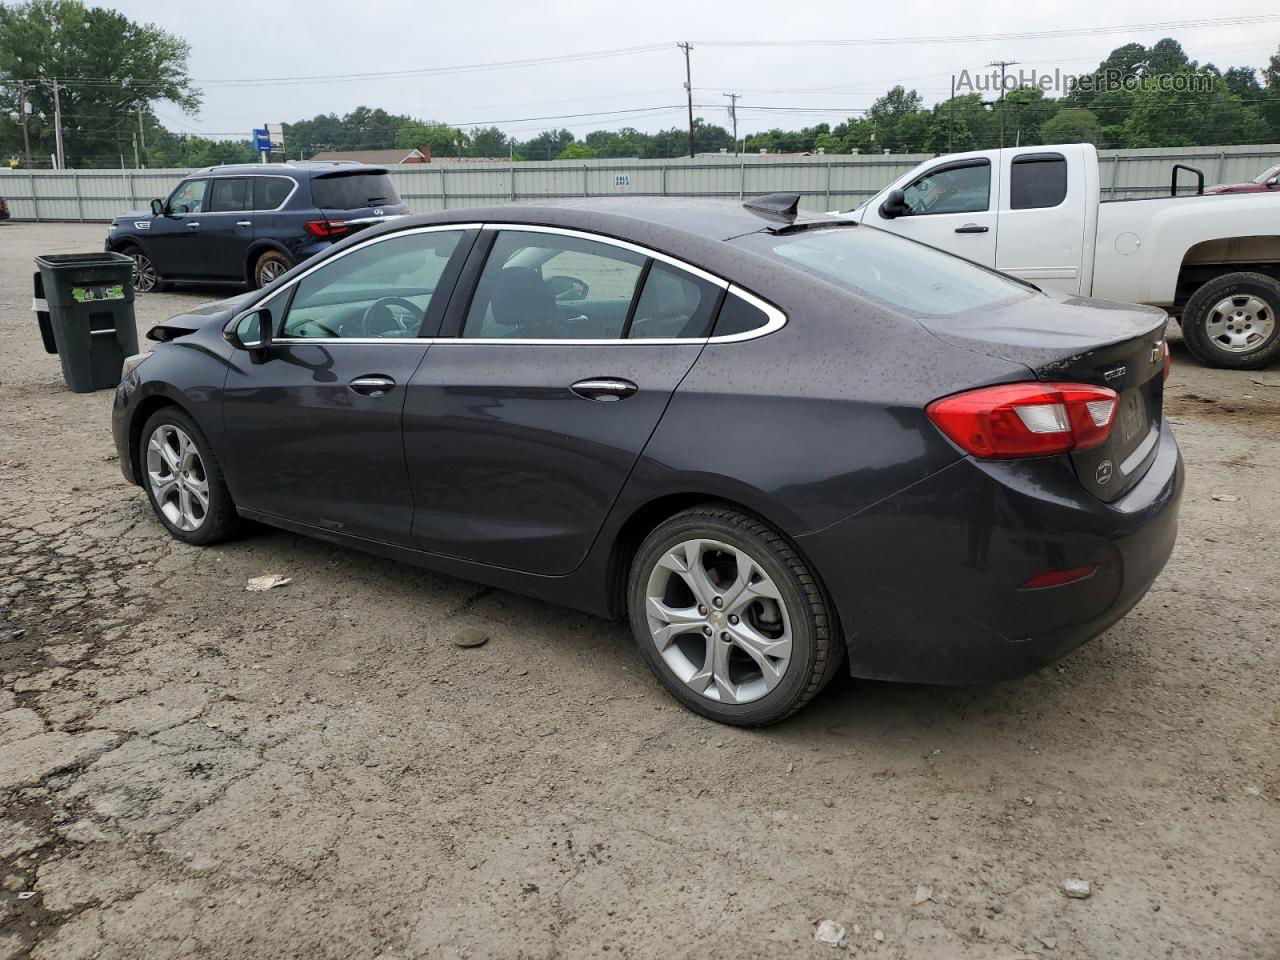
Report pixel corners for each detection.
[304,219,350,239]
[926,382,1118,459]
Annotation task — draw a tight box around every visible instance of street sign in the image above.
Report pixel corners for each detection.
[252,128,271,152]
[267,123,284,150]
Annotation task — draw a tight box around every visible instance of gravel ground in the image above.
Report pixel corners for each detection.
[1,221,1277,960]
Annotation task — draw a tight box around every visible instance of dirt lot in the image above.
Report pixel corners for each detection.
[0,221,1277,960]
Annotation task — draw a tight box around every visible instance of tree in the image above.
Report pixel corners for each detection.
[557,141,597,159]
[394,120,465,156]
[0,0,199,167]
[1041,108,1101,145]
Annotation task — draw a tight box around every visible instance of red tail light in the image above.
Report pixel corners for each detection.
[926,382,1118,459]
[304,219,350,238]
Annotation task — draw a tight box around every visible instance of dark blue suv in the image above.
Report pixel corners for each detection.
[105,162,410,291]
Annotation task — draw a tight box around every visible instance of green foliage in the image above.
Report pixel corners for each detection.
[0,0,199,167]
[557,141,597,159]
[1041,108,1101,145]
[3,19,1279,170]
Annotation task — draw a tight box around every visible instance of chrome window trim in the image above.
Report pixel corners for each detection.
[231,221,787,346]
[165,174,300,216]
[480,222,728,290]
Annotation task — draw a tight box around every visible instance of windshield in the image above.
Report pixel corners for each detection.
[311,172,401,210]
[738,225,1034,318]
[1251,164,1280,184]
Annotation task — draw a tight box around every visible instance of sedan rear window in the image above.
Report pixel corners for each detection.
[311,172,401,210]
[741,226,1032,318]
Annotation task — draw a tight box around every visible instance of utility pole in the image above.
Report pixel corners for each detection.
[678,42,694,158]
[723,92,741,155]
[17,81,32,169]
[51,77,65,169]
[132,132,140,169]
[987,60,1018,150]
[137,103,146,150]
[948,75,955,152]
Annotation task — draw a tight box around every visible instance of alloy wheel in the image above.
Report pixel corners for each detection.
[1206,294,1275,353]
[644,538,793,704]
[146,424,209,532]
[258,259,287,284]
[132,252,157,293]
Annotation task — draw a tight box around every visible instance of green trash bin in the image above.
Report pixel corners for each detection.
[33,252,139,393]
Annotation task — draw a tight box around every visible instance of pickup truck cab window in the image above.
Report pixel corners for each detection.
[1010,153,1068,210]
[899,160,991,216]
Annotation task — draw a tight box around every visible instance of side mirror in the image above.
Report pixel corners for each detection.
[545,274,590,301]
[879,188,909,219]
[226,309,272,364]
[150,198,165,216]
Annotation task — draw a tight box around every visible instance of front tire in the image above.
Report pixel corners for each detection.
[121,244,164,293]
[253,250,292,288]
[139,408,239,545]
[627,505,842,726]
[1181,272,1280,370]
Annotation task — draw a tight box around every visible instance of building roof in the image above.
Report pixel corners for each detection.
[308,148,426,164]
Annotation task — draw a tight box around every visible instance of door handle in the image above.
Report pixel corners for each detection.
[570,378,638,402]
[186,222,200,230]
[955,223,989,234]
[349,375,396,397]
[236,220,252,227]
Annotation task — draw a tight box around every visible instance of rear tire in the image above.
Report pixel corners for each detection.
[253,249,292,288]
[1180,272,1280,370]
[627,505,842,726]
[139,408,239,546]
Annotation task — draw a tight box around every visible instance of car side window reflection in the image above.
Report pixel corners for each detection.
[463,231,645,340]
[280,231,463,340]
[167,179,208,215]
[899,161,991,216]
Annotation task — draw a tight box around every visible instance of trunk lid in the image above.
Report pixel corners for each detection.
[310,169,410,236]
[919,291,1169,502]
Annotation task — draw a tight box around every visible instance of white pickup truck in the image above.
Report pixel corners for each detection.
[852,143,1280,369]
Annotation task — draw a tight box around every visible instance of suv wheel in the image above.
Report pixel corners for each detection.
[627,505,842,726]
[124,246,161,293]
[253,250,292,288]
[1181,272,1280,370]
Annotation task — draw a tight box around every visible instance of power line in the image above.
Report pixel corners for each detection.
[692,15,1280,48]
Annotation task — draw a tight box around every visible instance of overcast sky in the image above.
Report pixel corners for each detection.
[104,0,1280,144]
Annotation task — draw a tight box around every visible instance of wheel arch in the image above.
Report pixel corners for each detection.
[243,240,293,285]
[603,492,834,626]
[1172,235,1280,317]
[127,392,196,487]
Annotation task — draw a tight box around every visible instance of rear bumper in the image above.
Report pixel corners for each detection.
[797,420,1183,684]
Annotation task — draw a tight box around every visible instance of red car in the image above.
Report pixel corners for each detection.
[1205,162,1280,195]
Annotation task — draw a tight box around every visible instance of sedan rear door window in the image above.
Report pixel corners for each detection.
[627,263,722,339]
[463,230,645,340]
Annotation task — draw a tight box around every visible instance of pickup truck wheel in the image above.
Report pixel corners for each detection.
[253,250,292,289]
[1181,272,1280,370]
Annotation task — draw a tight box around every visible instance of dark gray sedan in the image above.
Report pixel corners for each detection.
[112,195,1183,726]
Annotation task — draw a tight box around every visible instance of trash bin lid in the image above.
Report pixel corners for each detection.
[34,252,134,269]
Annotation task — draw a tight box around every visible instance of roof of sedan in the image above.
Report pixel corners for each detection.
[403,197,847,244]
